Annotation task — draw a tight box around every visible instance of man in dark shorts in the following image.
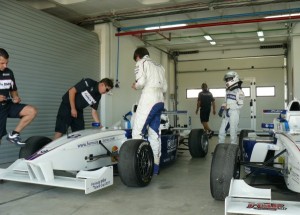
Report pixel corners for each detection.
[195,83,216,138]
[0,48,37,146]
[53,78,113,139]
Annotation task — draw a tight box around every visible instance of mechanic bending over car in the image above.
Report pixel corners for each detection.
[0,48,38,147]
[218,71,244,144]
[131,47,168,175]
[53,78,113,140]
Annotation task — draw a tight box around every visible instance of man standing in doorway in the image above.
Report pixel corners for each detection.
[195,83,216,138]
[131,47,167,175]
[0,48,37,146]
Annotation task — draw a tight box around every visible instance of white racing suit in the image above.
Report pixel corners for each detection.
[218,87,244,144]
[132,55,168,166]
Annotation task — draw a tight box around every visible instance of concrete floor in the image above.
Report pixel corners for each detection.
[0,136,300,215]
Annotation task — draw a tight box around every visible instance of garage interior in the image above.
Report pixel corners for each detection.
[1,0,300,214]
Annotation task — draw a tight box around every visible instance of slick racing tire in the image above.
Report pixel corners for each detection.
[238,129,254,161]
[188,129,208,158]
[210,144,240,201]
[19,136,52,159]
[118,139,154,187]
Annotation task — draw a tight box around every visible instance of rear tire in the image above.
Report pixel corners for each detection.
[118,139,154,187]
[19,136,52,159]
[188,129,208,158]
[210,144,240,201]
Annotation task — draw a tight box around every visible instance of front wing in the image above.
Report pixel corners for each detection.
[0,159,113,194]
[225,179,300,215]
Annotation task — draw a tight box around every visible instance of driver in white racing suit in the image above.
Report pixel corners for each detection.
[218,71,244,144]
[131,47,167,175]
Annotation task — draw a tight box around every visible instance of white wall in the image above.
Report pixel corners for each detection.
[177,49,285,132]
[290,23,300,100]
[94,24,171,126]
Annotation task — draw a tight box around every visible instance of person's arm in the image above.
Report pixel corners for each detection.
[10,90,21,103]
[91,108,100,123]
[133,60,146,90]
[196,93,201,114]
[68,87,77,118]
[236,89,245,109]
[91,108,103,128]
[196,100,201,114]
[212,100,216,115]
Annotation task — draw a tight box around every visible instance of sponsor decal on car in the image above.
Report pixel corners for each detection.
[77,140,98,148]
[167,137,177,153]
[90,178,112,190]
[247,202,287,211]
[137,141,149,154]
[101,136,116,143]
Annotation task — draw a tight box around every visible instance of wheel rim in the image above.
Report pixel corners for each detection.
[201,134,209,153]
[137,146,153,180]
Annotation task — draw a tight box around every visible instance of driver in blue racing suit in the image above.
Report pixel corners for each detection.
[131,47,167,175]
[218,71,244,144]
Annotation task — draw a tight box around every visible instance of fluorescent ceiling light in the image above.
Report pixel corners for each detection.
[138,0,170,5]
[204,35,213,41]
[259,37,265,42]
[257,31,264,37]
[145,24,187,30]
[53,0,86,5]
[210,41,216,45]
[265,13,300,19]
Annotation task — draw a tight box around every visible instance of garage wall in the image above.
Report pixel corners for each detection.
[176,51,285,133]
[0,0,99,163]
[94,24,170,127]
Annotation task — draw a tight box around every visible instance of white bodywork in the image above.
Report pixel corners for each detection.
[226,99,300,214]
[225,179,300,215]
[0,128,127,194]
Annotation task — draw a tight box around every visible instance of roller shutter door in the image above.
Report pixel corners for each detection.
[0,0,99,163]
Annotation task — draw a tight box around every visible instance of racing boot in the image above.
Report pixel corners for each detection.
[153,164,160,175]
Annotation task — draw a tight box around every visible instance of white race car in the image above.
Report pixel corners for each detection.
[0,122,208,194]
[210,99,300,215]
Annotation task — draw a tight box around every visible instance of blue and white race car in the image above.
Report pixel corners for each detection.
[210,99,300,214]
[0,112,208,194]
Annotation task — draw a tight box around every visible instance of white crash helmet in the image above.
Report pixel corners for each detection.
[224,71,240,89]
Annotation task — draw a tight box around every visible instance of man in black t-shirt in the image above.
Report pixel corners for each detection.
[53,78,113,139]
[195,83,216,138]
[0,48,37,146]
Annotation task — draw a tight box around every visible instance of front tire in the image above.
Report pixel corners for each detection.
[118,139,154,187]
[188,129,209,158]
[19,136,52,159]
[210,144,240,201]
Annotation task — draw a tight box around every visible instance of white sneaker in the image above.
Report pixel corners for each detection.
[6,132,26,147]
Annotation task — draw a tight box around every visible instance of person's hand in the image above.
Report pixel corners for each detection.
[195,109,198,115]
[213,110,216,115]
[131,82,136,90]
[12,96,21,103]
[71,108,77,118]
